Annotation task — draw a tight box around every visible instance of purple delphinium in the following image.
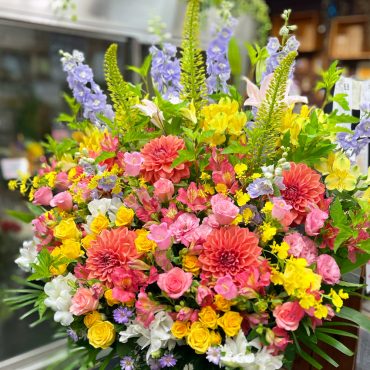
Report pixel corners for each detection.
[60,50,114,129]
[246,177,274,198]
[113,306,134,324]
[98,175,117,192]
[263,35,299,79]
[159,353,177,368]
[206,18,237,94]
[206,347,221,365]
[337,118,370,156]
[150,43,182,102]
[66,327,79,342]
[120,356,135,370]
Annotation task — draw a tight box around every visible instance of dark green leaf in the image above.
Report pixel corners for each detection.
[6,209,34,223]
[316,332,354,356]
[26,203,44,216]
[336,306,370,332]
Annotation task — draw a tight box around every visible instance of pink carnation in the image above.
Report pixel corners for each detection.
[305,208,328,236]
[50,191,73,211]
[284,233,318,264]
[273,301,305,331]
[70,287,99,316]
[316,254,341,285]
[33,186,53,206]
[153,178,174,202]
[210,194,239,225]
[124,152,144,177]
[157,267,192,299]
[169,213,200,246]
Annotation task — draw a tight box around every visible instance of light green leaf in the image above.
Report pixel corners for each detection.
[94,151,116,164]
[171,149,195,168]
[336,306,370,332]
[6,209,34,223]
[228,37,242,77]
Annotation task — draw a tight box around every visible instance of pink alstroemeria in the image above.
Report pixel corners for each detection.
[243,74,308,108]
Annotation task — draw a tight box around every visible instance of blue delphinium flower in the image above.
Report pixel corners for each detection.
[206,17,236,95]
[337,118,370,156]
[246,177,274,198]
[113,306,134,324]
[150,43,182,102]
[120,356,135,370]
[158,353,177,368]
[60,50,114,129]
[66,327,79,342]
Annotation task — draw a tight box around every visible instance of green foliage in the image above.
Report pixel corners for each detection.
[180,0,206,113]
[245,42,269,84]
[246,51,297,171]
[336,306,370,332]
[127,54,152,93]
[28,248,53,281]
[6,209,34,223]
[42,135,78,160]
[104,44,140,131]
[56,93,82,129]
[228,37,242,77]
[330,93,350,111]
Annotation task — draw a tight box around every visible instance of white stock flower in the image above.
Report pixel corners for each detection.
[119,311,176,360]
[87,198,112,216]
[15,239,38,272]
[44,273,76,326]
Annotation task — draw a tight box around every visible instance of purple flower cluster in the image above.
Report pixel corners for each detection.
[263,35,299,79]
[66,327,79,342]
[158,353,177,368]
[120,356,135,370]
[113,306,134,324]
[246,177,274,198]
[150,43,182,101]
[60,50,114,128]
[206,20,236,94]
[337,118,370,155]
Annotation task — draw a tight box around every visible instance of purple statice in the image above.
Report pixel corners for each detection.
[113,306,134,324]
[246,177,274,198]
[98,175,117,192]
[337,118,370,156]
[120,356,135,370]
[60,50,114,129]
[150,43,182,102]
[263,35,299,79]
[206,347,221,365]
[66,327,79,342]
[206,18,236,95]
[159,353,177,368]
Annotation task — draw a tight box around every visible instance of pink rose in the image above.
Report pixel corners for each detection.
[33,186,53,206]
[50,191,73,211]
[124,152,143,177]
[305,208,328,236]
[55,172,71,190]
[157,267,192,299]
[153,178,175,202]
[148,223,172,250]
[316,254,340,285]
[214,275,238,300]
[273,301,305,331]
[70,287,99,316]
[210,194,239,225]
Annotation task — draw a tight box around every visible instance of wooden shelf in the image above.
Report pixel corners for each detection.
[328,15,370,60]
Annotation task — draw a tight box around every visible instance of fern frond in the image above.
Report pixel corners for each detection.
[104,44,140,131]
[246,51,297,170]
[180,0,206,113]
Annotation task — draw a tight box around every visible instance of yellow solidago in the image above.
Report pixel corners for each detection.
[329,288,349,312]
[201,97,246,146]
[261,201,273,214]
[8,180,18,191]
[235,190,250,206]
[200,172,211,181]
[260,222,277,243]
[271,241,290,260]
[250,173,262,180]
[234,163,248,178]
[242,208,253,224]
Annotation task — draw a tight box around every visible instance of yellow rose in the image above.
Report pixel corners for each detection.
[198,306,218,329]
[54,219,80,240]
[171,320,190,339]
[217,311,242,337]
[187,322,211,354]
[50,247,67,275]
[87,321,116,349]
[90,213,109,234]
[84,311,103,328]
[115,206,134,227]
[135,231,157,254]
[60,239,83,259]
[210,330,222,345]
[182,254,200,275]
[81,234,96,249]
[214,294,232,312]
[104,289,120,306]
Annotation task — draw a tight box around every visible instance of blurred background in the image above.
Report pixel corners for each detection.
[0,0,369,368]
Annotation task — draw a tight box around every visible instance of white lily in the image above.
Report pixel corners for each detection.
[135,99,165,130]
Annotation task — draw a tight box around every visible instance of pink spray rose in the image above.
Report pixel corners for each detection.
[55,172,71,190]
[210,194,239,225]
[33,186,53,206]
[153,178,175,202]
[157,267,192,299]
[70,287,99,316]
[50,191,73,211]
[214,275,238,300]
[273,301,305,331]
[148,223,172,250]
[123,152,144,177]
[271,197,295,228]
[316,254,341,285]
[305,208,328,236]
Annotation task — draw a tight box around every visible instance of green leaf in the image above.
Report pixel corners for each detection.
[316,332,354,356]
[302,338,339,368]
[6,209,34,223]
[357,238,370,253]
[28,248,53,281]
[94,151,116,164]
[338,252,370,274]
[296,347,323,369]
[337,280,365,288]
[26,203,44,216]
[228,37,242,77]
[140,54,152,77]
[171,149,195,168]
[316,327,357,339]
[328,112,359,124]
[222,142,248,155]
[315,61,343,93]
[331,93,350,111]
[336,306,370,332]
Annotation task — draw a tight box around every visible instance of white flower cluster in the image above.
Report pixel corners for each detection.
[44,273,76,326]
[15,239,38,272]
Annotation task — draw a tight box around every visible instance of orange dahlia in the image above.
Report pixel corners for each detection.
[199,226,261,279]
[281,163,325,224]
[86,227,138,287]
[140,135,190,184]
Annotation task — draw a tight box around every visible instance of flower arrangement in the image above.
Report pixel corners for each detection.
[6,1,370,370]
